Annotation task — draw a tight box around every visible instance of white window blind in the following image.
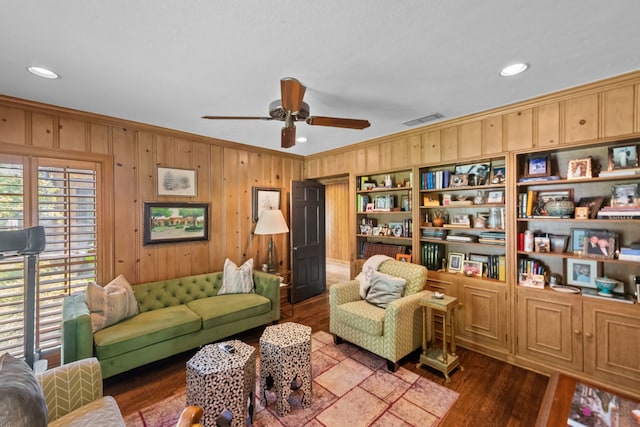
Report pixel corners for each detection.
[0,157,98,356]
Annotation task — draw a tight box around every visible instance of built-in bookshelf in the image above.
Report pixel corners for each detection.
[417,156,507,281]
[515,141,640,294]
[355,169,413,260]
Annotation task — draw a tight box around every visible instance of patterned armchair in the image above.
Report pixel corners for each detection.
[329,259,428,371]
[36,358,124,426]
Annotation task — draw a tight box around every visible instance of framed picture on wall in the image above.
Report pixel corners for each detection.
[143,202,209,245]
[157,167,197,197]
[252,187,281,221]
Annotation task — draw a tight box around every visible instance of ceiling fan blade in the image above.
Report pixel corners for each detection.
[201,115,272,120]
[281,125,296,149]
[281,78,306,113]
[306,116,370,129]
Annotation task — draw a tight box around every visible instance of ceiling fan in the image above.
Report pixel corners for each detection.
[202,77,370,148]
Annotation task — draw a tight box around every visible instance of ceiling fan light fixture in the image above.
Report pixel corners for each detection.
[500,63,529,77]
[27,66,60,80]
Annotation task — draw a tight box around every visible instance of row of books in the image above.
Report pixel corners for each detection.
[421,242,445,271]
[420,170,450,190]
[484,254,506,280]
[478,230,506,246]
[445,233,477,243]
[518,257,547,277]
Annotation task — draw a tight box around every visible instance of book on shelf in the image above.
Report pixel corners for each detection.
[581,287,634,303]
[478,238,506,245]
[518,175,561,183]
[598,167,640,177]
[445,234,477,242]
[443,223,471,229]
[421,242,445,271]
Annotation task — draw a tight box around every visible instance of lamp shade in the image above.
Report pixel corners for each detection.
[254,209,289,235]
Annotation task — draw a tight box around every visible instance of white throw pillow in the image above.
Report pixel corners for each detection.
[86,274,138,332]
[219,258,255,295]
[365,271,407,308]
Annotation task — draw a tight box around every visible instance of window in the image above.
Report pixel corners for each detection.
[0,156,99,357]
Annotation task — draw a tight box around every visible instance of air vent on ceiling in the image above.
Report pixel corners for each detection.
[403,113,444,127]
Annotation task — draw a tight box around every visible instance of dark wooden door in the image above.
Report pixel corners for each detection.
[290,180,325,303]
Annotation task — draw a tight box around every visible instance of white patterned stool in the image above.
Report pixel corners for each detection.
[186,340,256,427]
[259,322,312,416]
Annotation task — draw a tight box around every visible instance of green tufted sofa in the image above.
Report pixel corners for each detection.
[61,271,280,378]
[330,259,428,371]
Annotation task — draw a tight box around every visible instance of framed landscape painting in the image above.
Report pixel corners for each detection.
[143,202,209,245]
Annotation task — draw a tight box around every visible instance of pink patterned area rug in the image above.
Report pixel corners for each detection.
[124,330,459,427]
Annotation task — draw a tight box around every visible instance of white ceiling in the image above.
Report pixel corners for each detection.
[2,1,640,156]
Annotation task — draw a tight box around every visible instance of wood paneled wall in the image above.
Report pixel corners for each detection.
[0,97,304,284]
[324,181,349,262]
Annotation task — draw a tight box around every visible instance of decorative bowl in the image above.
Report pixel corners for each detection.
[544,200,575,217]
[594,276,621,296]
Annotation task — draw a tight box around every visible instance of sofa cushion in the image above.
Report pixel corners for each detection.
[366,272,406,308]
[93,305,201,359]
[333,300,386,336]
[48,396,124,427]
[187,293,271,329]
[86,275,138,332]
[0,353,47,427]
[219,258,254,295]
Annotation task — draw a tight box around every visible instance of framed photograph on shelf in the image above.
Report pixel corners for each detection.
[395,254,412,263]
[608,144,639,170]
[574,206,589,219]
[491,165,506,184]
[569,228,589,254]
[449,174,469,187]
[454,163,491,185]
[525,154,551,177]
[252,187,281,221]
[487,190,504,204]
[566,258,600,288]
[567,158,592,180]
[611,183,640,206]
[577,196,604,219]
[462,260,483,277]
[157,167,197,197]
[143,202,209,245]
[447,252,465,273]
[583,230,617,259]
[451,214,470,226]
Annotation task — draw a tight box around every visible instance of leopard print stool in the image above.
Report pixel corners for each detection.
[186,340,256,427]
[259,322,312,416]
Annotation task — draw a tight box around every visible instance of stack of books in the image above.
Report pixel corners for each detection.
[485,255,506,280]
[445,233,477,243]
[478,231,506,245]
[618,247,640,261]
[599,167,640,177]
[420,228,447,240]
[596,206,640,219]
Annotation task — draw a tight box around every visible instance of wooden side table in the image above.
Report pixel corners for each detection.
[417,292,463,382]
[275,269,293,318]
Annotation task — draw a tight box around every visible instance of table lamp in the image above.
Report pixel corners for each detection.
[254,209,289,273]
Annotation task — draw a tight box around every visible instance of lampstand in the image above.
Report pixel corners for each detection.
[254,209,289,273]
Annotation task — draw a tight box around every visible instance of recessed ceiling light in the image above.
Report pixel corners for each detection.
[27,66,60,80]
[296,137,307,143]
[500,63,529,77]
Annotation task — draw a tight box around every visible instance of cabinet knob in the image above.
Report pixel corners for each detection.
[579,119,586,125]
[584,332,593,338]
[573,329,581,336]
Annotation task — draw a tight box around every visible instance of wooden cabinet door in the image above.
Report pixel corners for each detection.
[457,278,507,352]
[516,288,583,371]
[504,109,533,151]
[482,116,503,155]
[563,94,599,144]
[459,121,482,159]
[583,299,640,394]
[602,85,635,138]
[421,130,441,164]
[441,127,458,161]
[536,102,560,148]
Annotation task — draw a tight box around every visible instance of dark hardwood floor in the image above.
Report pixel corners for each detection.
[104,287,548,426]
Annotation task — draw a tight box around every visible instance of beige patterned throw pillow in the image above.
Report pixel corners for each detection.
[219,258,255,294]
[86,274,138,332]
